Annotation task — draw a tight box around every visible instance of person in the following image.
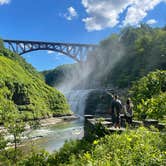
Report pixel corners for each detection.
[111,95,122,128]
[106,91,114,114]
[124,98,133,125]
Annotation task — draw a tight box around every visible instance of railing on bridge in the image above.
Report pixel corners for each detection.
[3,39,98,63]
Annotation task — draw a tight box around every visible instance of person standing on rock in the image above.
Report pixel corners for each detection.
[124,98,133,125]
[111,95,122,128]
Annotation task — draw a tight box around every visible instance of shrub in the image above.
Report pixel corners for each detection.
[136,93,166,120]
[16,127,166,166]
[129,70,166,120]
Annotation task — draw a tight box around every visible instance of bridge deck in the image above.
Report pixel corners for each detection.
[3,39,97,47]
[3,39,98,63]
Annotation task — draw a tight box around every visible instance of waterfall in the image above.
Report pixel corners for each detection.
[63,90,92,116]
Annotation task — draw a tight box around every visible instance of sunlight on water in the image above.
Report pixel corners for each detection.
[27,119,84,153]
[25,90,92,152]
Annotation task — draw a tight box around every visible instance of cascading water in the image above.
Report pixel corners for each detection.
[24,90,93,152]
[63,90,92,117]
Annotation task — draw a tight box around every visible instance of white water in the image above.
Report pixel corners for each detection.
[64,90,92,116]
[26,90,93,152]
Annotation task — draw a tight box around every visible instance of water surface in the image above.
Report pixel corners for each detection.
[26,119,84,153]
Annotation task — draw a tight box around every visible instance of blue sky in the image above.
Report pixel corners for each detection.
[0,0,166,71]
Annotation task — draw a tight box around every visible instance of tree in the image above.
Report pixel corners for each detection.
[129,70,166,120]
[0,108,26,165]
[0,38,4,49]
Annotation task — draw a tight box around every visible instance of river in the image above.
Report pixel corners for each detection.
[25,90,91,153]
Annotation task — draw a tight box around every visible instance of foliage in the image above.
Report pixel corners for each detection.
[107,25,166,88]
[136,92,166,120]
[129,70,166,120]
[0,39,4,49]
[43,25,166,89]
[42,63,79,87]
[0,133,7,150]
[47,139,92,165]
[18,150,50,166]
[0,47,71,122]
[0,112,25,164]
[16,127,166,166]
[130,70,166,103]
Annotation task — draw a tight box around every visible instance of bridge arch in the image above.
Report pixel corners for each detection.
[3,39,98,63]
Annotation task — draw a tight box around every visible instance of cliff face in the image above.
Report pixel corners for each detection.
[84,90,113,115]
[0,47,71,121]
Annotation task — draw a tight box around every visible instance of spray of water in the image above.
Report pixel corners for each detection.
[53,34,126,116]
[55,34,126,92]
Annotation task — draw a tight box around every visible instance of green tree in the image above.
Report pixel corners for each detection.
[0,102,26,165]
[0,38,4,49]
[129,70,166,120]
[6,117,25,161]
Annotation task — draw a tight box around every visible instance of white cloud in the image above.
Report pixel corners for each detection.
[0,0,10,5]
[81,0,166,31]
[146,19,157,25]
[47,50,55,54]
[82,0,131,31]
[64,6,78,21]
[123,0,162,26]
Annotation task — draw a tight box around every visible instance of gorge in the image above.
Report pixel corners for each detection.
[0,25,166,165]
[28,24,166,152]
[26,88,113,152]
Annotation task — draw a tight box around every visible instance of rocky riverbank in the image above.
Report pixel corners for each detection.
[40,115,80,127]
[0,115,79,134]
[1,114,80,151]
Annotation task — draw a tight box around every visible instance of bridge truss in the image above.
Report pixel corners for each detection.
[3,39,98,63]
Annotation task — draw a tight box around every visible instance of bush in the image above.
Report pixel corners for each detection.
[68,127,165,166]
[0,48,71,121]
[130,70,166,103]
[17,127,166,166]
[136,93,166,120]
[129,70,166,120]
[0,39,4,49]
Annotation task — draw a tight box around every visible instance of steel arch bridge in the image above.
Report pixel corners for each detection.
[3,39,98,63]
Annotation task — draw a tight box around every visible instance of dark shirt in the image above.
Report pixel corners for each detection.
[111,99,122,115]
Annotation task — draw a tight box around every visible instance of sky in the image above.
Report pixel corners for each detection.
[0,0,166,71]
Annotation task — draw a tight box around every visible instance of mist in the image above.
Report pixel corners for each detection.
[53,34,126,92]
